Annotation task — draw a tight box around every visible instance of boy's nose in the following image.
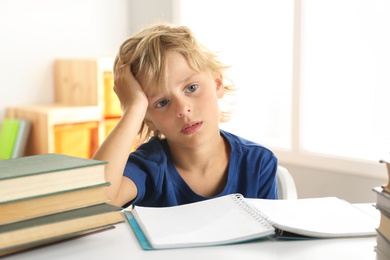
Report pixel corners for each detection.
[176,100,192,117]
[178,108,191,117]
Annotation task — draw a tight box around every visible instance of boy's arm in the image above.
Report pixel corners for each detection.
[93,64,148,207]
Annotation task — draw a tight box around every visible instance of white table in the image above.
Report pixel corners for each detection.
[4,205,380,260]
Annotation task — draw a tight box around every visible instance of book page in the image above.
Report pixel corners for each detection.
[131,194,274,249]
[246,197,379,238]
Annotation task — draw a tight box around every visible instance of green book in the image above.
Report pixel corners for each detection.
[0,203,123,253]
[0,182,110,225]
[0,203,121,233]
[0,225,115,257]
[0,118,20,160]
[12,119,31,158]
[0,153,108,203]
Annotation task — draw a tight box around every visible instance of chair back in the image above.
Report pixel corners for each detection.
[277,166,298,199]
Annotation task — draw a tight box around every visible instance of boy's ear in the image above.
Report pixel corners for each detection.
[215,73,224,98]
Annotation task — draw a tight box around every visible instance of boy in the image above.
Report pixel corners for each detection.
[93,24,278,207]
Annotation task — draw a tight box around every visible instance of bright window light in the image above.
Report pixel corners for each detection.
[180,0,294,149]
[179,0,390,175]
[300,0,390,161]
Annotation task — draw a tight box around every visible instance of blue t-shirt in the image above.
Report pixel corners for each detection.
[123,130,278,207]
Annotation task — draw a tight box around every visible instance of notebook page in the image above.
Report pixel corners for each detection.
[246,197,379,238]
[132,194,274,249]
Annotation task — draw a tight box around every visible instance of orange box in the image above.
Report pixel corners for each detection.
[54,122,99,159]
[103,71,121,117]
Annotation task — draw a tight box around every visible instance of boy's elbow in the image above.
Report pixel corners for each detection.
[107,198,125,207]
[106,179,138,208]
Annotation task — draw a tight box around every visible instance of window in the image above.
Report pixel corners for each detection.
[300,0,390,162]
[179,0,390,178]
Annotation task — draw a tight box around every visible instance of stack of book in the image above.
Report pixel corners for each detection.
[0,153,124,257]
[373,158,390,259]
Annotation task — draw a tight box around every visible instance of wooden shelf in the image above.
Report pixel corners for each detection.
[5,58,122,159]
[6,105,102,158]
[54,58,121,117]
[54,58,121,143]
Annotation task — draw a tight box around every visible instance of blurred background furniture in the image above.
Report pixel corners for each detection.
[5,58,120,159]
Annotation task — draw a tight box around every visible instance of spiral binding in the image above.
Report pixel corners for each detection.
[231,194,275,230]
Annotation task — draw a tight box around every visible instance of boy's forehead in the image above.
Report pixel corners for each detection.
[144,71,204,99]
[142,70,170,99]
[144,58,198,92]
[140,51,214,98]
[145,83,169,99]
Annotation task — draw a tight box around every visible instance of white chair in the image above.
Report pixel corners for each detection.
[276,166,298,199]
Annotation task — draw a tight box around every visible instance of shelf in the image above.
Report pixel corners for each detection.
[6,104,101,158]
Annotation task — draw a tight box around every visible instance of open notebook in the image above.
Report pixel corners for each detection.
[124,194,378,250]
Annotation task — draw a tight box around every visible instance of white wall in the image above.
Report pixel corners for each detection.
[128,0,179,33]
[283,163,384,203]
[0,0,131,122]
[0,0,385,203]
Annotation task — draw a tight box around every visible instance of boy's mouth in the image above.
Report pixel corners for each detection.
[181,122,202,134]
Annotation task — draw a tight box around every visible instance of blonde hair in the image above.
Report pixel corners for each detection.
[114,24,235,142]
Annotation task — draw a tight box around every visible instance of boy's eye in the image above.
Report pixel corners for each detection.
[156,99,169,108]
[185,84,198,93]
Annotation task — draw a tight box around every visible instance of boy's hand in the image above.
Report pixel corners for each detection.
[113,64,148,113]
[94,63,147,206]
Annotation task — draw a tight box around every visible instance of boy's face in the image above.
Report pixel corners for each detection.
[145,51,224,149]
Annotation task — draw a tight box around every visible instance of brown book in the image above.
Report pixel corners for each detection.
[0,183,110,225]
[373,186,390,215]
[0,204,123,255]
[376,229,390,260]
[380,158,390,193]
[378,210,390,241]
[0,153,107,203]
